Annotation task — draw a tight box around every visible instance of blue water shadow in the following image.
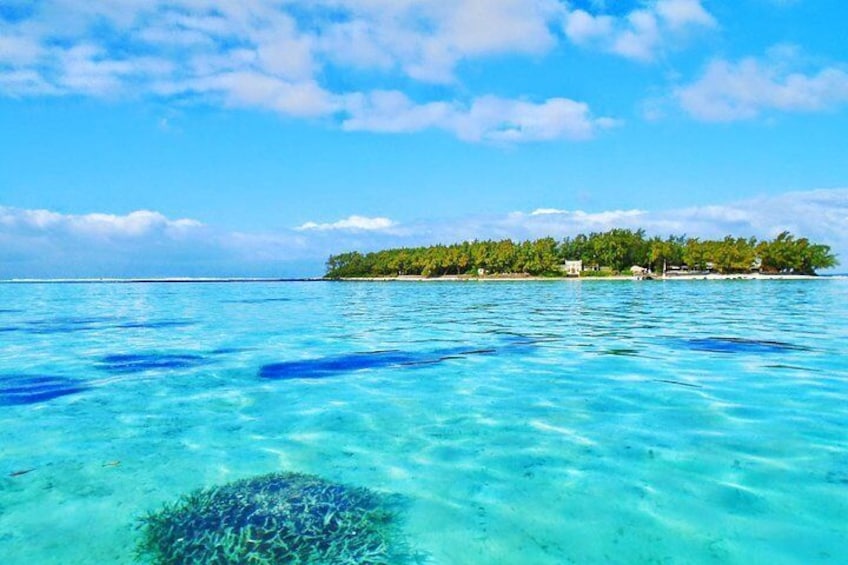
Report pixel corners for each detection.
[2,316,194,335]
[221,298,292,304]
[260,344,514,381]
[23,315,117,334]
[97,353,209,374]
[0,375,89,406]
[681,337,810,354]
[114,320,195,330]
[209,347,253,355]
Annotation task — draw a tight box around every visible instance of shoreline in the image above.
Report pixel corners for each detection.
[0,277,324,284]
[1,274,843,284]
[333,273,840,282]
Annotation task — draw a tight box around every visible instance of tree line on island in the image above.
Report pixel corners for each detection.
[324,229,838,278]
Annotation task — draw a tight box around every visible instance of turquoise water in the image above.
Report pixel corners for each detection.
[1,280,846,564]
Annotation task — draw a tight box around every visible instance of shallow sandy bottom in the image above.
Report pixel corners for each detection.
[1,280,846,563]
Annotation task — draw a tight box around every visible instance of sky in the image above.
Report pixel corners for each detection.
[1,0,847,277]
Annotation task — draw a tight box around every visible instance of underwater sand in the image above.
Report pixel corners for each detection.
[1,280,846,563]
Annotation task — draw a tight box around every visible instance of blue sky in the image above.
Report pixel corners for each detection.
[1,0,847,277]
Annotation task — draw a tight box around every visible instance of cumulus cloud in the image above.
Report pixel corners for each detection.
[0,205,314,278]
[655,0,715,30]
[530,208,568,216]
[501,190,848,255]
[296,215,396,232]
[0,0,724,141]
[175,72,340,117]
[564,0,715,62]
[677,49,848,121]
[312,0,563,83]
[0,207,202,238]
[0,2,564,98]
[0,34,43,66]
[518,208,647,229]
[342,91,618,142]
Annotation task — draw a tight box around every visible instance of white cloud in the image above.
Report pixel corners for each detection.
[312,0,563,83]
[530,208,567,216]
[510,190,848,250]
[0,206,226,278]
[677,51,848,121]
[352,190,848,265]
[68,211,203,237]
[5,1,735,141]
[296,215,397,232]
[0,1,564,95]
[0,34,43,66]
[55,44,174,97]
[288,190,848,268]
[2,189,847,277]
[564,9,613,44]
[0,207,203,238]
[341,90,454,134]
[655,0,716,30]
[177,72,340,117]
[563,0,715,62]
[498,208,649,238]
[0,68,58,96]
[342,91,617,142]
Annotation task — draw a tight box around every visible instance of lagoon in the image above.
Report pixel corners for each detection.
[1,280,846,563]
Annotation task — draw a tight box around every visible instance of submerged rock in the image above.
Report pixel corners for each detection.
[137,472,413,564]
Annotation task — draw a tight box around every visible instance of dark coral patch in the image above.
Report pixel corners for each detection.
[209,346,252,355]
[2,316,193,334]
[221,298,292,304]
[261,350,421,380]
[137,472,414,565]
[259,346,497,380]
[683,337,809,354]
[97,353,207,373]
[0,374,89,406]
[114,320,194,330]
[23,316,116,334]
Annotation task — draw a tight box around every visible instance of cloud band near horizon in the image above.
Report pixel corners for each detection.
[2,188,846,278]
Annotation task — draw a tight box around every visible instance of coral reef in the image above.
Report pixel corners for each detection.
[258,337,540,380]
[137,472,412,564]
[98,353,208,374]
[683,337,809,354]
[0,374,89,406]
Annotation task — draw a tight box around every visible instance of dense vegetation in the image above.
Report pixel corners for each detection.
[325,230,837,278]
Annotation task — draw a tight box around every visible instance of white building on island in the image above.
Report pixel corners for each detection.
[561,260,583,277]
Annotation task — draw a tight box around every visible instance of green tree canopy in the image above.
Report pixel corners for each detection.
[324,230,838,278]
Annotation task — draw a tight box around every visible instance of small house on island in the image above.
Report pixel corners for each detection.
[560,260,583,277]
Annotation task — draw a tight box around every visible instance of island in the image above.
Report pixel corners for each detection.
[324,230,838,279]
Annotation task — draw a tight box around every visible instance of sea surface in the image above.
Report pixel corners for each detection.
[0,280,846,564]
